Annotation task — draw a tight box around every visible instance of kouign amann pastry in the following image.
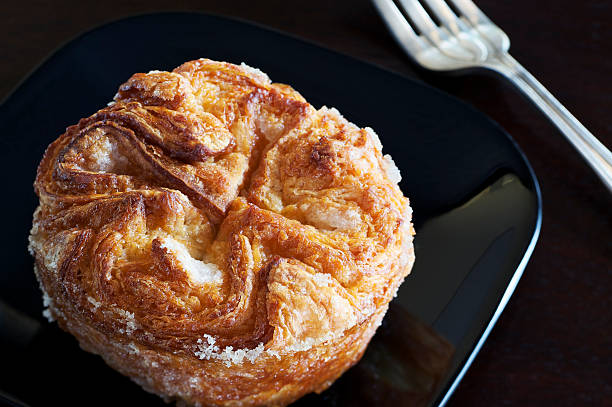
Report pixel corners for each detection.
[28,58,415,406]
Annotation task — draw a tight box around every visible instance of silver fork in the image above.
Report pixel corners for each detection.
[373,0,612,192]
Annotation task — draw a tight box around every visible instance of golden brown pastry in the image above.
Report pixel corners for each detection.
[28,58,415,407]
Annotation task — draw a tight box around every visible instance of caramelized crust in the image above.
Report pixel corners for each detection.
[29,59,415,407]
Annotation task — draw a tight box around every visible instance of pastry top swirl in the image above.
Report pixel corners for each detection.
[29,59,414,360]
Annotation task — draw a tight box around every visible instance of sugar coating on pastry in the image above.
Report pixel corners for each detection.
[29,58,415,407]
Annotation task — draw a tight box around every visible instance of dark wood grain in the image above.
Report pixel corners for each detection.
[1,1,610,405]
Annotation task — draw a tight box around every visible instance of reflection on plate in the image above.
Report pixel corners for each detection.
[0,13,540,407]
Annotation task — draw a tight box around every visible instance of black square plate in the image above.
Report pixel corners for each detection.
[0,13,541,407]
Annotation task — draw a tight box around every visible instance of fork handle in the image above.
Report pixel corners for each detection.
[493,54,612,192]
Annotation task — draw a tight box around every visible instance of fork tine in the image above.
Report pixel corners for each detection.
[372,0,428,56]
[397,0,444,44]
[396,0,487,61]
[448,0,493,27]
[421,0,467,36]
[422,0,489,60]
[448,0,510,51]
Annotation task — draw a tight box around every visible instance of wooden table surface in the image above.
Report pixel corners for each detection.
[2,1,610,405]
